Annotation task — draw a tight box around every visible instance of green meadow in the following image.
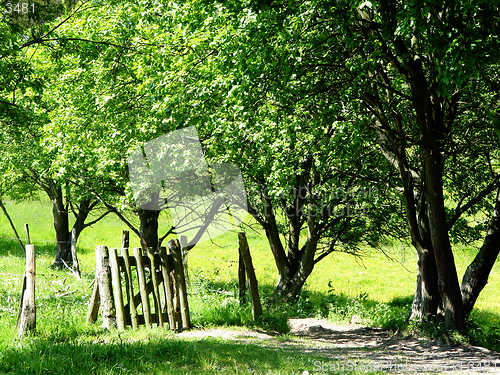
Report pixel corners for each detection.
[0,198,499,374]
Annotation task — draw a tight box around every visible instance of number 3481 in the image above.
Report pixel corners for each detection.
[5,3,35,14]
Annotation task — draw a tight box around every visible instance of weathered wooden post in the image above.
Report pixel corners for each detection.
[238,252,247,305]
[170,239,190,330]
[121,235,139,330]
[70,227,81,280]
[86,269,100,325]
[159,246,176,330]
[24,223,30,245]
[238,232,262,319]
[148,248,164,327]
[17,244,36,338]
[134,247,152,328]
[96,245,116,329]
[180,235,189,285]
[109,248,126,330]
[121,230,129,249]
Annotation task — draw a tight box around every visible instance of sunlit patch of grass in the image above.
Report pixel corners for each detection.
[1,198,500,373]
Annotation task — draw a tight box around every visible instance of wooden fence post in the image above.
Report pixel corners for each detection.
[238,233,262,319]
[121,230,129,249]
[180,235,189,285]
[109,248,126,330]
[97,245,116,329]
[70,227,81,280]
[159,247,175,330]
[17,244,36,338]
[148,248,164,327]
[170,239,190,330]
[134,247,152,328]
[86,248,101,325]
[238,252,247,305]
[121,246,138,330]
[24,223,30,245]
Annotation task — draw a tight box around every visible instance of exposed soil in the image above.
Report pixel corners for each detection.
[177,318,500,374]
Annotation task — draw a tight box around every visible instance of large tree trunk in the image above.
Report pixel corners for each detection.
[138,208,160,251]
[410,247,441,320]
[461,187,500,317]
[410,192,441,320]
[270,244,317,302]
[423,148,466,331]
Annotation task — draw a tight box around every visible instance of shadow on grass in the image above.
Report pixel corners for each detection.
[190,274,414,334]
[0,336,319,375]
[0,236,56,258]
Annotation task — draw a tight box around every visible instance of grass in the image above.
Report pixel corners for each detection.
[0,198,499,373]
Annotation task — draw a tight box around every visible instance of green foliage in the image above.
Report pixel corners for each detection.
[467,311,500,352]
[1,0,500,338]
[407,310,500,351]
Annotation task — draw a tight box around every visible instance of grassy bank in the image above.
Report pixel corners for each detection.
[0,198,499,373]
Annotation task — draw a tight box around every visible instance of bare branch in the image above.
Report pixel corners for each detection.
[83,210,112,229]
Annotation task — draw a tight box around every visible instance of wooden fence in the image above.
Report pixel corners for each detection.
[16,243,36,338]
[86,232,190,331]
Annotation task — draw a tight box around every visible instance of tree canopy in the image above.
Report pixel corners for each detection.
[1,0,499,330]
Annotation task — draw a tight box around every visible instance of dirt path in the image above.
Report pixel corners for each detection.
[178,318,500,374]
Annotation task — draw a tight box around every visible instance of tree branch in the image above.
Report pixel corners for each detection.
[447,176,500,230]
[83,210,112,229]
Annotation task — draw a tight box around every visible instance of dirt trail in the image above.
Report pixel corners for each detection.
[178,318,500,374]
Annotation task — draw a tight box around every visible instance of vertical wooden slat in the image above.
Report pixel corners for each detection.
[109,248,125,330]
[121,246,138,330]
[16,275,26,329]
[238,251,247,305]
[70,227,81,279]
[180,235,189,285]
[121,230,129,249]
[86,278,100,324]
[18,244,36,338]
[97,245,116,329]
[170,239,190,330]
[24,223,30,245]
[134,247,151,328]
[159,247,175,330]
[148,248,163,327]
[238,233,262,319]
[86,247,102,324]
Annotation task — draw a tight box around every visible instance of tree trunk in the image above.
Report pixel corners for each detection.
[267,216,319,303]
[461,187,500,317]
[423,148,465,331]
[278,232,319,301]
[72,198,92,240]
[409,247,440,320]
[50,190,94,269]
[51,184,71,269]
[138,208,160,251]
[410,193,441,320]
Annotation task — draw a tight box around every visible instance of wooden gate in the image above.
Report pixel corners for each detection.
[86,233,190,331]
